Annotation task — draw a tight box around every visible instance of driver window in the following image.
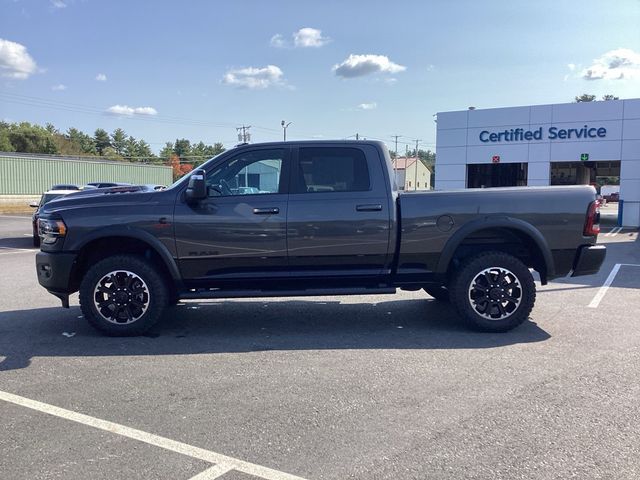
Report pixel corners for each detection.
[205,149,284,197]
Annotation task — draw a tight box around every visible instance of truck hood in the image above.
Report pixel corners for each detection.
[41,184,158,214]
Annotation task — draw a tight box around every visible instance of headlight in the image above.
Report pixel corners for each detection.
[38,217,67,244]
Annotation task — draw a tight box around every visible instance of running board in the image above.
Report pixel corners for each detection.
[179,286,397,300]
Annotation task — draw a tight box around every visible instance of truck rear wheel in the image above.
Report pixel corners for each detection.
[79,255,168,336]
[449,251,535,332]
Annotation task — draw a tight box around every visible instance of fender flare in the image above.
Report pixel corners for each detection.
[71,226,182,281]
[435,216,554,280]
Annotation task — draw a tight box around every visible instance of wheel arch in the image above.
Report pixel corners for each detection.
[70,229,181,293]
[436,217,554,284]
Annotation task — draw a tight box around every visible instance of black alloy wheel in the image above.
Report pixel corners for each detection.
[449,251,536,332]
[79,255,168,336]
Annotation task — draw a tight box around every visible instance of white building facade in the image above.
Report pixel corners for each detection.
[393,157,432,191]
[436,98,640,227]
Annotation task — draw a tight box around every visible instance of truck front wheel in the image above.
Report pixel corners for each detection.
[79,255,168,336]
[449,251,535,332]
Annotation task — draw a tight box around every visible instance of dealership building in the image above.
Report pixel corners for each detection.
[435,98,640,227]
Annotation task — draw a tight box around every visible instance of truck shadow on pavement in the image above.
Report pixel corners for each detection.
[0,298,550,371]
[0,237,36,249]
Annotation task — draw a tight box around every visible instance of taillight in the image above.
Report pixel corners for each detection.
[583,200,601,236]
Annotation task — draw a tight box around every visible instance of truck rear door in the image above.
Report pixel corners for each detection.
[286,144,392,277]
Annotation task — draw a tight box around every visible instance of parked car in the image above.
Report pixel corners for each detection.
[29,189,79,247]
[85,182,132,189]
[35,140,605,336]
[50,184,80,191]
[141,184,167,191]
[607,192,620,203]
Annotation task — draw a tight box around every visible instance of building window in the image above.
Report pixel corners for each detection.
[467,163,528,188]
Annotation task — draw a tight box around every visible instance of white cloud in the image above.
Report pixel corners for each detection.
[51,84,66,91]
[95,73,107,81]
[567,63,576,71]
[132,106,158,115]
[51,0,67,8]
[270,34,286,48]
[357,102,377,110]
[0,38,38,79]
[333,54,406,78]
[222,65,285,89]
[270,27,329,48]
[293,28,330,48]
[581,48,640,80]
[106,105,158,116]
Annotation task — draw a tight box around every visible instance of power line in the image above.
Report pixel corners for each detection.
[0,92,239,129]
[1,92,437,149]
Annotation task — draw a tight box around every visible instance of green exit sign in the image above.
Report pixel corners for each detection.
[580,153,589,161]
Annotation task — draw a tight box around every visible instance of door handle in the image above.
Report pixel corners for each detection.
[253,207,279,215]
[356,204,382,212]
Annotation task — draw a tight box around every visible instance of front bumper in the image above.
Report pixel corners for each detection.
[36,252,78,305]
[571,245,606,277]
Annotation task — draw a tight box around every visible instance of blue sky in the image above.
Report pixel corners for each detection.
[1,0,639,153]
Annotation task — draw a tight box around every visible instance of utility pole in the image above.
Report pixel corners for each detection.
[414,139,422,191]
[281,120,292,141]
[355,133,359,140]
[391,135,402,185]
[236,125,252,143]
[391,135,401,157]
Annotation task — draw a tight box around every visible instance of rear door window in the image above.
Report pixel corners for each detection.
[294,147,370,193]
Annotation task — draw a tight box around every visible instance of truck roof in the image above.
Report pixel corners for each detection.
[232,139,388,150]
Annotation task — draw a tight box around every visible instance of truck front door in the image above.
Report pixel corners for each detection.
[286,145,392,277]
[174,147,290,282]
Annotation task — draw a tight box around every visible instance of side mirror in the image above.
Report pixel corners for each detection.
[29,202,39,208]
[185,169,207,202]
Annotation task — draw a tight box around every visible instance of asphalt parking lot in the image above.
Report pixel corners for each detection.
[1,214,639,480]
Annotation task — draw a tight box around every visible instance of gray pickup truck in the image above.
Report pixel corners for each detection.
[35,141,605,335]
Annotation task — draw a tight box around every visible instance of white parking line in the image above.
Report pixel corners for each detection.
[0,390,308,480]
[0,249,36,256]
[189,464,235,479]
[588,264,621,308]
[604,227,623,237]
[588,263,640,308]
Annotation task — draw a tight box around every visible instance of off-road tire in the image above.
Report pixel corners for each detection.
[449,251,535,332]
[79,254,168,336]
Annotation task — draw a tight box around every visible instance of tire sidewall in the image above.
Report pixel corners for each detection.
[450,252,535,332]
[79,255,168,336]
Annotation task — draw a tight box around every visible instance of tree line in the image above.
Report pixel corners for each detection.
[0,121,226,178]
[575,94,619,102]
